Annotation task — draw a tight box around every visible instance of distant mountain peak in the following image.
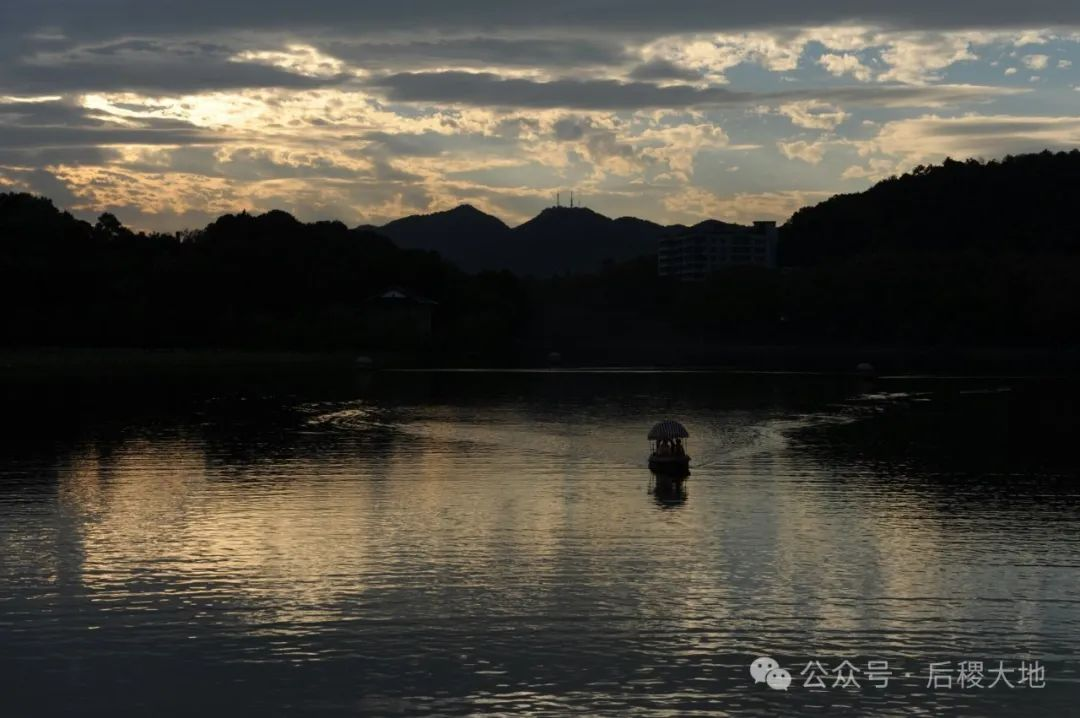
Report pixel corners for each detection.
[536,205,604,218]
[377,202,513,272]
[377,201,729,276]
[437,203,486,217]
[387,203,505,225]
[519,205,613,231]
[685,218,741,233]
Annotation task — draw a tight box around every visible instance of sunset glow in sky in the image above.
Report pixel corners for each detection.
[1,1,1078,230]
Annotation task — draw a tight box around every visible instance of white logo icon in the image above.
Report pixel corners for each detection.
[766,668,793,691]
[750,657,780,684]
[751,657,792,690]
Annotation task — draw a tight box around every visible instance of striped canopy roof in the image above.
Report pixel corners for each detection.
[648,420,689,440]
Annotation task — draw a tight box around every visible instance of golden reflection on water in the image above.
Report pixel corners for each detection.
[48,407,962,649]
[4,376,1077,715]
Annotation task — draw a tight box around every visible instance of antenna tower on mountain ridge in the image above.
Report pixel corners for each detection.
[554,190,584,209]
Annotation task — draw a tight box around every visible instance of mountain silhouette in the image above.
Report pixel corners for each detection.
[377,204,672,276]
[378,204,513,272]
[519,208,673,275]
[682,219,740,234]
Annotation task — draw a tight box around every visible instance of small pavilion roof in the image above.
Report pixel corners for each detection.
[648,420,689,440]
[367,286,438,305]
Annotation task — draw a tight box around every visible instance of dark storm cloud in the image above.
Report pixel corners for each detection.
[0,2,1070,103]
[926,118,1075,136]
[628,60,706,82]
[372,72,757,109]
[1,168,81,205]
[0,53,344,94]
[1,98,98,126]
[3,0,1079,41]
[553,118,589,141]
[0,146,116,166]
[370,72,1023,110]
[0,98,201,131]
[0,99,223,148]
[0,125,223,148]
[325,37,628,69]
[550,117,643,167]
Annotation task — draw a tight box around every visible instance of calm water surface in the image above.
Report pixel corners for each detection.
[1,369,1078,716]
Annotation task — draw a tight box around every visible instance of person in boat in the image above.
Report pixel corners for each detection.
[674,438,684,456]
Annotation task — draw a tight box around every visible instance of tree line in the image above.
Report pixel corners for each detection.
[3,149,1079,362]
[0,194,527,356]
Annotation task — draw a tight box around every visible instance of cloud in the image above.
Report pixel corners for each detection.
[634,28,1071,88]
[0,125,221,149]
[1,3,1077,232]
[818,53,873,81]
[326,37,627,70]
[371,71,1022,110]
[232,44,349,79]
[877,33,978,83]
[778,100,849,129]
[0,97,223,148]
[551,117,591,142]
[0,39,347,94]
[1013,30,1052,45]
[371,158,423,183]
[360,131,451,157]
[628,59,704,82]
[1,167,82,206]
[635,122,733,176]
[547,115,731,179]
[581,130,641,173]
[639,32,807,82]
[841,158,901,180]
[371,72,756,109]
[801,83,1026,107]
[664,187,834,223]
[859,113,1080,165]
[0,145,115,167]
[778,139,828,164]
[1023,53,1051,69]
[4,2,1080,42]
[48,162,435,230]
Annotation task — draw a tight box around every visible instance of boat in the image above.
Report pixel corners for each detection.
[648,420,691,476]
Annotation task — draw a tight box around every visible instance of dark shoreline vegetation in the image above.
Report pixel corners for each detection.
[2,150,1079,371]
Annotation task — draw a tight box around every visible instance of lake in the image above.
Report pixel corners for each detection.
[1,367,1078,716]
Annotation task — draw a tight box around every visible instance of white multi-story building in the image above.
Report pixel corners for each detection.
[658,220,779,280]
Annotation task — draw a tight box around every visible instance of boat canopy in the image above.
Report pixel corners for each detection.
[648,420,689,441]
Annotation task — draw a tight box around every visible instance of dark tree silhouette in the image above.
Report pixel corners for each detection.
[0,194,526,354]
[781,150,1080,265]
[2,150,1080,363]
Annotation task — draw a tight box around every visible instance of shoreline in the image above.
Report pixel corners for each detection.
[2,345,1079,376]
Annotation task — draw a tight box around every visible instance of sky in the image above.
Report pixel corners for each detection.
[0,1,1078,230]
